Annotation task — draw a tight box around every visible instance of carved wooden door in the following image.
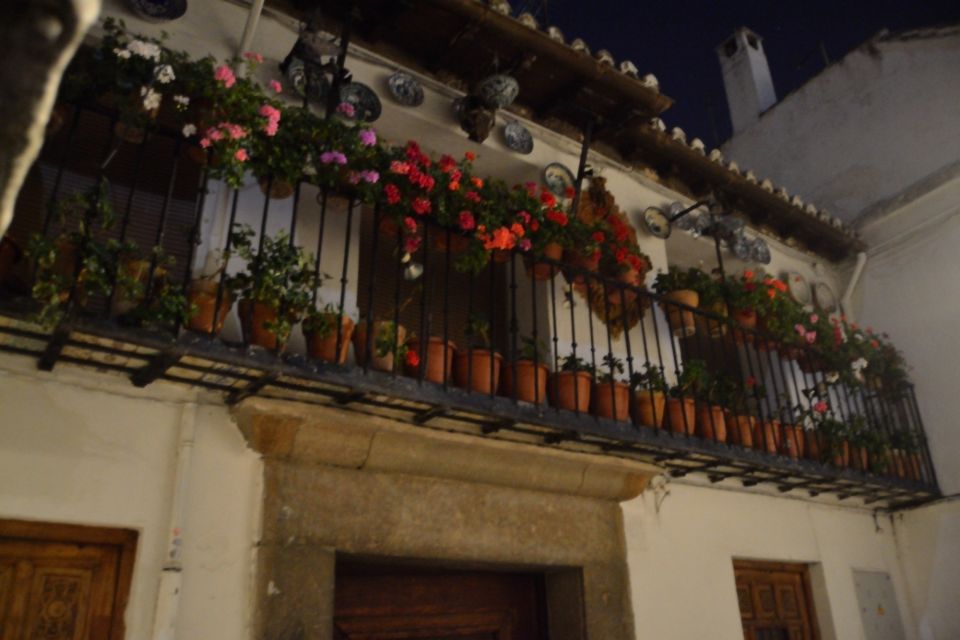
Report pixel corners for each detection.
[734,560,820,640]
[334,564,547,640]
[0,520,136,640]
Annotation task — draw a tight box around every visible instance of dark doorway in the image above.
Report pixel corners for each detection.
[334,561,549,640]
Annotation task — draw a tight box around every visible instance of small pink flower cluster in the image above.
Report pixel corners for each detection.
[813,401,829,414]
[336,102,356,118]
[794,323,817,344]
[214,65,235,88]
[258,104,281,137]
[199,122,250,162]
[269,80,282,94]
[345,169,380,185]
[319,150,348,165]
[243,52,264,64]
[358,129,377,146]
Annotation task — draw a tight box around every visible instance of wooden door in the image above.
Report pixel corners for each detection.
[0,520,137,640]
[734,560,819,640]
[334,564,548,640]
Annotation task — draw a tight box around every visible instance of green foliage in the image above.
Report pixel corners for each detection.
[671,358,709,399]
[630,363,668,393]
[597,353,625,382]
[559,354,594,374]
[517,336,548,362]
[302,302,346,340]
[652,266,707,295]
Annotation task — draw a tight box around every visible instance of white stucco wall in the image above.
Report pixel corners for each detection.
[624,482,917,640]
[0,354,262,639]
[722,30,960,221]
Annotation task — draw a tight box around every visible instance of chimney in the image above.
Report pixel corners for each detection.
[716,27,777,134]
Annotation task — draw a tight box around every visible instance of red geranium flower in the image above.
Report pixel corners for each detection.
[384,183,401,205]
[459,210,476,231]
[405,349,420,368]
[412,197,431,215]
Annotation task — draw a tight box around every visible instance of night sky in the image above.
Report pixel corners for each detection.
[522,1,960,145]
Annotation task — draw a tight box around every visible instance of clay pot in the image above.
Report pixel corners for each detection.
[727,413,755,448]
[851,445,869,472]
[635,390,666,428]
[697,404,727,442]
[593,380,631,422]
[731,308,757,345]
[525,242,563,281]
[491,249,512,264]
[258,177,296,200]
[908,453,923,481]
[303,315,355,364]
[779,424,804,459]
[667,397,696,435]
[353,321,407,372]
[549,370,592,413]
[406,337,456,383]
[500,360,549,404]
[111,259,167,317]
[454,348,502,394]
[753,419,779,454]
[186,279,234,335]
[804,430,821,462]
[238,299,285,350]
[660,290,699,337]
[889,449,906,479]
[694,302,728,339]
[563,249,599,285]
[832,440,851,468]
[607,266,642,305]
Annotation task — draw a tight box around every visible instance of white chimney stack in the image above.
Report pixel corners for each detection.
[717,27,777,134]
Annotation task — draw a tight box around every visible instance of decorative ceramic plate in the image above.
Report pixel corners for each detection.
[338,82,382,122]
[285,56,328,102]
[730,233,752,261]
[642,206,671,239]
[477,74,520,108]
[387,72,424,107]
[543,163,575,197]
[128,0,187,21]
[813,281,838,312]
[785,271,812,305]
[503,121,534,154]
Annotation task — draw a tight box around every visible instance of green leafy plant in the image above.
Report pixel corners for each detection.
[597,353,625,382]
[559,354,595,375]
[466,313,492,349]
[373,320,407,360]
[652,266,708,295]
[302,302,347,340]
[517,336,548,362]
[670,358,709,399]
[630,363,668,393]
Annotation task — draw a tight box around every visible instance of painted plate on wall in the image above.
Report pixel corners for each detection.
[814,281,839,312]
[503,121,534,154]
[785,271,812,305]
[128,0,187,21]
[387,71,424,107]
[543,163,575,196]
[338,82,382,122]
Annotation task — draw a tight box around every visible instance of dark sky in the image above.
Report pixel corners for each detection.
[522,1,960,145]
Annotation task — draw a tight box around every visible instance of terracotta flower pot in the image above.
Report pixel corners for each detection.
[660,290,699,337]
[694,302,728,339]
[804,430,821,462]
[186,279,234,335]
[592,380,631,422]
[238,299,286,350]
[406,337,456,383]
[832,440,851,468]
[697,404,727,442]
[889,449,906,479]
[635,390,666,428]
[491,249,512,264]
[908,453,923,481]
[525,242,563,281]
[303,315,355,364]
[607,266,642,305]
[353,321,407,372]
[549,370,592,413]
[454,348,502,394]
[667,397,696,435]
[779,424,804,459]
[851,445,869,472]
[727,413,755,448]
[500,360,549,404]
[111,259,168,317]
[753,419,779,454]
[258,177,296,200]
[563,249,599,285]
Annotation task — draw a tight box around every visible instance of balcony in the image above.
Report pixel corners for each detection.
[0,102,939,510]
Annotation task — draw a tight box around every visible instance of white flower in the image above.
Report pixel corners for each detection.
[140,86,162,111]
[173,95,190,106]
[128,40,161,61]
[155,65,176,84]
[182,124,197,138]
[302,163,317,177]
[851,357,869,382]
[853,333,864,343]
[113,47,132,60]
[825,371,839,384]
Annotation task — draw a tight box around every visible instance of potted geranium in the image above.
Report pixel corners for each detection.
[501,337,550,404]
[653,266,702,337]
[353,318,408,373]
[698,371,730,443]
[454,315,501,393]
[631,363,668,428]
[549,354,594,413]
[229,224,318,351]
[524,187,568,281]
[593,354,630,422]
[406,328,457,384]
[302,302,355,364]
[666,359,706,435]
[562,218,604,286]
[598,213,650,305]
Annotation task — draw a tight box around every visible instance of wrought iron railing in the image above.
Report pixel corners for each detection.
[0,102,938,505]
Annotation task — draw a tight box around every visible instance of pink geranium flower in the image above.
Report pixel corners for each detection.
[214,65,236,88]
[234,148,248,162]
[813,401,828,414]
[358,129,377,146]
[805,331,817,344]
[336,102,356,118]
[243,52,264,63]
[269,80,282,93]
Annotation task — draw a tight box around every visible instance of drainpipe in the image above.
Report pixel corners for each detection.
[150,402,198,640]
[236,0,266,58]
[841,251,867,321]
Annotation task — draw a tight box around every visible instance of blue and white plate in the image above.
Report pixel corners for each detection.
[543,163,575,197]
[503,121,533,154]
[387,72,424,107]
[338,82,382,122]
[285,56,328,102]
[128,0,187,21]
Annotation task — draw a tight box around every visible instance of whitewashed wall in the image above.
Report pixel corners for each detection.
[0,354,262,639]
[623,482,917,640]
